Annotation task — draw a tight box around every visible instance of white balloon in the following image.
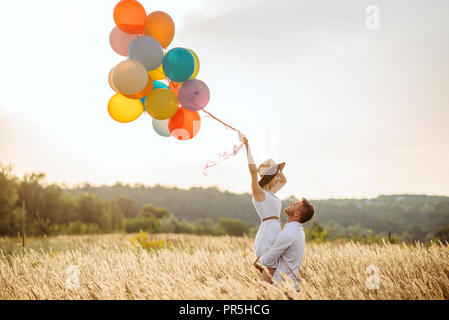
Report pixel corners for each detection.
[129,36,163,71]
[112,60,148,95]
[152,118,171,137]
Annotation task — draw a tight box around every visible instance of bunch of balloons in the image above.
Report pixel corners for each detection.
[108,0,210,141]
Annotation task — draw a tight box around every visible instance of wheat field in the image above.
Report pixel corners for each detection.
[0,233,448,300]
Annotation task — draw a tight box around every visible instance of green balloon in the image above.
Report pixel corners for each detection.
[163,48,195,82]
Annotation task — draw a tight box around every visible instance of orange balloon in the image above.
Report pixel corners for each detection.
[169,81,182,97]
[168,107,201,140]
[114,0,147,34]
[144,11,175,48]
[122,72,154,99]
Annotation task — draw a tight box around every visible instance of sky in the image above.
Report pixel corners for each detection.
[0,0,448,200]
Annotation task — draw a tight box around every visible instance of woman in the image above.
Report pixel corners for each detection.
[239,133,287,258]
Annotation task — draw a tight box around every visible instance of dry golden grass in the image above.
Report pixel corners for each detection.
[0,233,448,300]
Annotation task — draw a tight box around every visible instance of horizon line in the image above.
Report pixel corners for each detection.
[64,181,449,201]
[3,163,448,201]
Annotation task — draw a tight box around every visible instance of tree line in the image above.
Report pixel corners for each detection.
[1,164,449,242]
[66,179,449,242]
[0,165,250,237]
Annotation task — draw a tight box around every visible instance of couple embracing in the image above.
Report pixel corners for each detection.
[239,133,315,291]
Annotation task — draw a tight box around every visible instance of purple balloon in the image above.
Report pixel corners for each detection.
[178,79,210,111]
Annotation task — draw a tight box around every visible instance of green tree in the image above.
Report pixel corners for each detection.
[193,219,219,235]
[126,204,172,233]
[57,193,78,224]
[100,201,125,232]
[139,204,170,219]
[115,196,139,218]
[0,165,17,217]
[306,222,327,242]
[16,172,46,221]
[217,218,249,236]
[174,220,196,234]
[434,225,449,243]
[39,184,64,222]
[158,216,178,233]
[0,165,19,236]
[76,193,106,226]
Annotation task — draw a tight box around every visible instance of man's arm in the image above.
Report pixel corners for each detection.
[253,258,276,284]
[258,231,292,268]
[253,232,291,284]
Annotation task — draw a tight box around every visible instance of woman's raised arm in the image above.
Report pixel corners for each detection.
[239,133,265,202]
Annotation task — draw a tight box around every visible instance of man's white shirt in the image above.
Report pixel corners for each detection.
[259,221,305,290]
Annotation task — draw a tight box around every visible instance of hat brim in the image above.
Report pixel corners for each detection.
[258,162,286,177]
[278,162,286,171]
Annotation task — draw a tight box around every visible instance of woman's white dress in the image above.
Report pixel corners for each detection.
[252,189,282,257]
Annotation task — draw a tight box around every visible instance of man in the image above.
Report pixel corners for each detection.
[253,198,315,291]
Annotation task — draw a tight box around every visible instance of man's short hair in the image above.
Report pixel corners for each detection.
[299,197,315,223]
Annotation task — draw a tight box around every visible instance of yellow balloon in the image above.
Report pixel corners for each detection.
[149,64,165,80]
[149,51,165,80]
[145,88,179,120]
[108,93,144,123]
[187,49,200,80]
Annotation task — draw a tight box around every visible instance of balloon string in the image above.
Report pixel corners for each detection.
[201,109,240,132]
[201,109,245,176]
[203,143,245,176]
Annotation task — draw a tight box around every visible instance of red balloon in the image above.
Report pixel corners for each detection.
[113,0,147,34]
[168,107,201,140]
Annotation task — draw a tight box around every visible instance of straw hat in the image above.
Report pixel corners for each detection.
[257,159,286,177]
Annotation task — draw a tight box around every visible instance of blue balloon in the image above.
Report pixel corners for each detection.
[153,80,169,90]
[140,96,146,107]
[162,48,195,82]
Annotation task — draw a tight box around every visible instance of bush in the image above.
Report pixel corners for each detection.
[52,220,100,235]
[128,231,173,250]
[434,225,449,243]
[217,218,249,236]
[158,216,177,233]
[125,216,158,233]
[305,222,327,242]
[192,219,220,235]
[140,204,170,219]
[174,220,196,234]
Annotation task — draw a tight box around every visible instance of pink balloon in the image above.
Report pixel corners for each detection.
[109,27,138,56]
[178,79,210,111]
